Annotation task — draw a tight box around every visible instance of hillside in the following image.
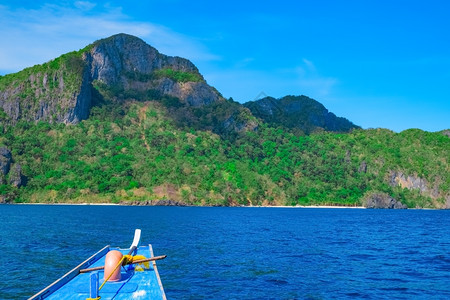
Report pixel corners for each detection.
[244,95,359,134]
[0,34,449,208]
[0,34,222,124]
[0,33,356,137]
[0,100,448,208]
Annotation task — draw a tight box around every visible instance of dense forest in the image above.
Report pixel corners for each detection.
[0,99,448,208]
[0,34,448,208]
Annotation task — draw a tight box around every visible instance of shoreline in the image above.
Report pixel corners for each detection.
[6,203,448,209]
[258,205,366,209]
[14,202,120,206]
[11,202,365,208]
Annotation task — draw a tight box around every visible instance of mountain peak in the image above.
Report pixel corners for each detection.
[1,33,357,135]
[87,33,202,84]
[0,34,222,125]
[244,95,359,133]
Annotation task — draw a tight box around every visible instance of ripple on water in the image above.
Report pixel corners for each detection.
[1,206,449,299]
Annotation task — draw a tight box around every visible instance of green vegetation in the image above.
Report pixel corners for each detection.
[153,68,203,83]
[0,50,86,121]
[0,33,448,207]
[0,100,448,207]
[0,108,9,121]
[122,68,203,84]
[0,50,85,91]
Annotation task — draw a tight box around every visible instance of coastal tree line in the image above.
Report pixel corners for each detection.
[0,101,448,207]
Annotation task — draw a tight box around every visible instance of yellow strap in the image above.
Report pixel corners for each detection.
[98,255,127,291]
[89,253,149,300]
[122,255,133,266]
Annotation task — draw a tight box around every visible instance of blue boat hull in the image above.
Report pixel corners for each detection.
[29,245,166,300]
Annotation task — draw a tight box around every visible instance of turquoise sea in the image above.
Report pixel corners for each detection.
[0,205,449,299]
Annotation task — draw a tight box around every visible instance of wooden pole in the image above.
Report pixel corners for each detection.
[79,255,167,273]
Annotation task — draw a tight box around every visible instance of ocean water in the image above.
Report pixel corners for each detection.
[0,205,449,299]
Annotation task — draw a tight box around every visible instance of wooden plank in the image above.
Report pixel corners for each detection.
[28,245,110,300]
[149,244,167,300]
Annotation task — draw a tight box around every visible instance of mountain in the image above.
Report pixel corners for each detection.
[244,95,359,134]
[0,34,222,125]
[0,34,448,208]
[0,33,355,136]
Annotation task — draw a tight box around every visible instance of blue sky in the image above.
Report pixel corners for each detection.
[1,0,449,132]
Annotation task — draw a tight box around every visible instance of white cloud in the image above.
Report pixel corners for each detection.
[0,3,337,113]
[233,57,255,69]
[0,3,219,74]
[294,59,338,98]
[301,58,317,73]
[74,1,97,11]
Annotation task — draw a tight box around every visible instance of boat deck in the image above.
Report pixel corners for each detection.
[31,245,166,300]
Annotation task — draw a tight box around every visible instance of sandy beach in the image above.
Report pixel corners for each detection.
[14,202,365,208]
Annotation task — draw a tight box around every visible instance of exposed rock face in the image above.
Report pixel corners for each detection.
[442,130,450,137]
[0,147,27,190]
[145,77,220,106]
[389,171,449,208]
[0,147,12,180]
[64,65,92,123]
[0,33,222,125]
[87,34,221,106]
[358,161,367,173]
[120,199,186,206]
[88,34,198,84]
[0,56,91,125]
[389,171,438,198]
[364,192,407,209]
[8,163,27,188]
[153,199,186,206]
[244,95,359,133]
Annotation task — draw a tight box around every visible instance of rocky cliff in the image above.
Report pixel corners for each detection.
[389,170,449,208]
[0,34,222,125]
[0,53,91,124]
[86,34,221,106]
[244,95,359,133]
[389,171,433,196]
[363,192,407,209]
[0,147,27,187]
[1,34,358,135]
[0,147,27,203]
[0,147,12,181]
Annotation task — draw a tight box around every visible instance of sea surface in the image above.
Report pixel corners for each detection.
[0,205,449,299]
